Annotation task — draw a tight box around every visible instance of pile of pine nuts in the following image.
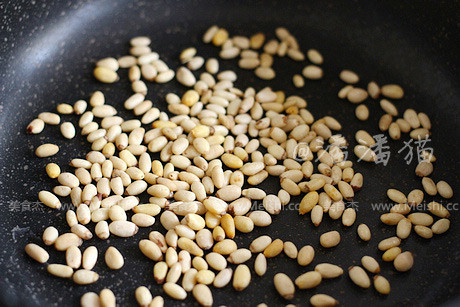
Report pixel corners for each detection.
[24,25,454,307]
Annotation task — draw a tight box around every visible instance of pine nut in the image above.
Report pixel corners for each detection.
[339,70,359,84]
[436,181,453,198]
[432,218,450,234]
[374,275,391,295]
[295,271,322,289]
[348,266,370,288]
[361,256,380,273]
[382,247,401,262]
[378,236,401,251]
[394,251,414,272]
[47,264,73,279]
[73,269,99,285]
[274,273,295,300]
[99,288,116,307]
[320,231,340,248]
[310,294,338,307]
[297,245,315,266]
[35,143,59,157]
[25,243,49,263]
[233,264,251,291]
[315,263,343,279]
[381,84,404,99]
[357,224,371,241]
[27,118,45,134]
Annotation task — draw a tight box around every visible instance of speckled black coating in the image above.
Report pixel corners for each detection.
[0,0,459,306]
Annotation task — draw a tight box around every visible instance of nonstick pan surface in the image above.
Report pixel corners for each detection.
[0,0,459,306]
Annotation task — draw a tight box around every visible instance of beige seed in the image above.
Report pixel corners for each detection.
[228,248,252,264]
[414,225,433,239]
[283,241,298,259]
[292,74,305,88]
[254,253,267,277]
[307,49,323,64]
[374,275,391,295]
[408,212,433,226]
[396,218,412,239]
[415,161,433,177]
[380,213,405,225]
[55,233,83,251]
[47,264,73,279]
[250,235,272,253]
[311,205,324,226]
[38,112,60,125]
[274,273,295,300]
[422,177,437,196]
[35,143,59,158]
[38,191,61,209]
[73,269,99,285]
[410,128,430,140]
[357,224,371,241]
[342,208,356,226]
[381,84,404,99]
[255,67,276,80]
[295,271,322,289]
[355,130,375,147]
[302,65,323,79]
[347,88,368,103]
[213,268,233,288]
[263,239,283,258]
[378,236,401,251]
[310,294,338,307]
[367,81,380,99]
[394,251,414,272]
[339,70,359,84]
[436,181,453,199]
[105,246,124,270]
[82,246,98,270]
[380,99,398,116]
[396,118,411,132]
[361,256,380,273]
[314,263,343,279]
[432,218,450,234]
[135,286,152,307]
[338,85,353,99]
[150,296,164,307]
[354,145,376,162]
[388,122,401,140]
[27,118,45,134]
[25,243,49,263]
[297,245,315,266]
[43,226,59,246]
[109,221,139,237]
[382,247,402,262]
[428,201,450,218]
[348,266,371,288]
[320,231,340,248]
[192,284,213,307]
[355,104,369,121]
[94,66,119,83]
[299,191,319,214]
[99,288,116,307]
[66,245,82,269]
[408,189,424,205]
[379,114,393,131]
[387,188,407,203]
[163,283,187,300]
[233,264,251,291]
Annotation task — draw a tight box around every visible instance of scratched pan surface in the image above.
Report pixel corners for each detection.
[0,0,459,306]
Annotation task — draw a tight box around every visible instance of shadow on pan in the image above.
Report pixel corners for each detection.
[0,0,459,306]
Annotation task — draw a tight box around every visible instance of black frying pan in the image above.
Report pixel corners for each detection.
[0,0,459,306]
